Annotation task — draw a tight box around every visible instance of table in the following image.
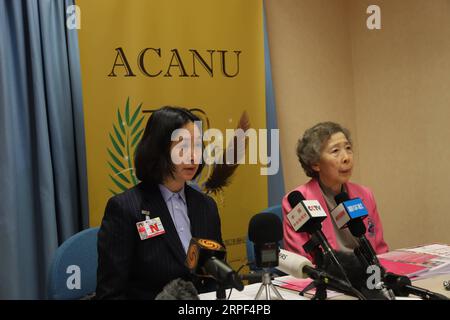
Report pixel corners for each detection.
[199,274,450,300]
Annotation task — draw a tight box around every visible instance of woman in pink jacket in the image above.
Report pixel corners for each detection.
[282,122,389,262]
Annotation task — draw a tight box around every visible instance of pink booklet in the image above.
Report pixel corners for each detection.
[379,258,428,277]
[272,276,343,298]
[378,250,441,277]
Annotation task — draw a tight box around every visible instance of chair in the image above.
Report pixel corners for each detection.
[47,227,99,300]
[246,204,283,271]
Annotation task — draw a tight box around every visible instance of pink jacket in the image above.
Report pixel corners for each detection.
[282,179,389,261]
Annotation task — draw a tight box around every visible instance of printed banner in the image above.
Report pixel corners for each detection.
[78,0,268,268]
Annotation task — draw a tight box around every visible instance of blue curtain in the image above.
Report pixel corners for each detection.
[0,0,88,299]
[263,4,285,207]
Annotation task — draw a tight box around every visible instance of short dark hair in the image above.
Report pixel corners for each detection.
[134,106,204,184]
[296,122,352,178]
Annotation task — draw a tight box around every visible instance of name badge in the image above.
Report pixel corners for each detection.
[136,217,165,240]
[367,217,376,238]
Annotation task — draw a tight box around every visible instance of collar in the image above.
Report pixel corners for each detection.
[158,184,186,204]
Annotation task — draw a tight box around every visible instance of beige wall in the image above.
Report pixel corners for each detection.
[348,0,450,249]
[265,0,360,192]
[266,0,450,250]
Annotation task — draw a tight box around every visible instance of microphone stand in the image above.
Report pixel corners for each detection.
[299,242,328,300]
[404,286,449,300]
[348,225,396,300]
[216,283,227,300]
[300,232,366,300]
[300,236,366,300]
[254,269,284,300]
[333,194,395,299]
[299,259,367,300]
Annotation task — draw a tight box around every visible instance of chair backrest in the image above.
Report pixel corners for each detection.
[246,205,283,270]
[47,227,99,300]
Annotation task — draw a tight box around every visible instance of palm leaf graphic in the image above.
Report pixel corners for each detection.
[117,109,125,135]
[113,124,125,148]
[125,97,130,125]
[131,129,144,148]
[107,148,125,169]
[131,115,144,136]
[107,97,146,195]
[129,103,142,126]
[107,161,130,184]
[109,133,124,157]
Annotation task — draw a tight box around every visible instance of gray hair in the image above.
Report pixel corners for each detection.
[296,122,352,178]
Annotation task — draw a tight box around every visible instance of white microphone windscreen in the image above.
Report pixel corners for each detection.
[276,249,314,279]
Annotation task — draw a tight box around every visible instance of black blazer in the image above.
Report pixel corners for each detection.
[96,182,223,299]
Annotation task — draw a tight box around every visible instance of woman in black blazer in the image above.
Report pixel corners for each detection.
[96,106,223,299]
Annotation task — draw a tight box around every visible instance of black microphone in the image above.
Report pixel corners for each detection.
[155,278,199,300]
[383,273,449,300]
[324,251,393,300]
[332,194,447,300]
[248,212,283,269]
[185,238,244,291]
[332,192,397,299]
[286,190,352,286]
[247,212,287,299]
[277,249,366,300]
[333,192,382,269]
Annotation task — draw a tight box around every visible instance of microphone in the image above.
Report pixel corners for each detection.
[248,212,283,268]
[276,248,314,279]
[383,273,449,300]
[285,190,351,285]
[185,238,244,291]
[323,251,395,300]
[276,249,366,299]
[332,192,397,299]
[239,271,266,283]
[155,278,199,300]
[286,190,327,234]
[332,192,381,269]
[247,212,285,299]
[329,195,447,300]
